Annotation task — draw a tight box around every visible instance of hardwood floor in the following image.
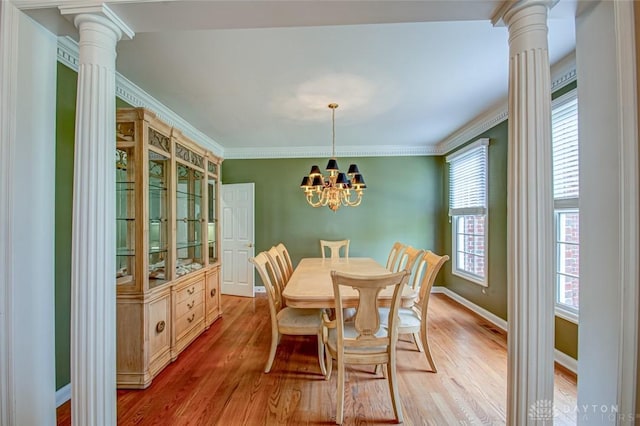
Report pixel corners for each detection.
[57,293,577,425]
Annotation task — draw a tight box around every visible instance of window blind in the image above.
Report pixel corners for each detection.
[447,141,488,216]
[552,97,579,201]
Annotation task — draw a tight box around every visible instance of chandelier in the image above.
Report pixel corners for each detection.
[300,103,366,212]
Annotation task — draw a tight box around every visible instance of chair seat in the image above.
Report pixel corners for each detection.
[326,324,388,354]
[379,307,421,329]
[277,307,323,332]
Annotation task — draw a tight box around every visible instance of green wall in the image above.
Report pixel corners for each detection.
[55,63,76,390]
[222,157,443,268]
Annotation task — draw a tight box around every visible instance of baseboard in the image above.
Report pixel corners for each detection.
[56,383,71,407]
[431,286,577,375]
[554,349,578,374]
[254,286,266,294]
[431,286,507,331]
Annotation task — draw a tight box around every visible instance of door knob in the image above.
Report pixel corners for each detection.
[247,243,254,248]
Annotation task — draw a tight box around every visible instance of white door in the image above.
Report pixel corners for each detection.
[221,183,255,297]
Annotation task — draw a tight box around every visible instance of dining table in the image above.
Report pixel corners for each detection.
[282,257,416,309]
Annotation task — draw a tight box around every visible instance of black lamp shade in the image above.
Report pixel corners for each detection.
[347,164,360,175]
[336,172,349,187]
[351,173,366,189]
[309,165,322,176]
[311,175,324,187]
[325,158,339,171]
[300,176,311,188]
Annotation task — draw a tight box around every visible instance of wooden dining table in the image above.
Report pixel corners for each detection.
[282,257,416,309]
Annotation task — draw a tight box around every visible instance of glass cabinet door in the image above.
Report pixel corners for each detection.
[207,175,217,264]
[176,163,204,277]
[116,148,135,285]
[148,150,170,288]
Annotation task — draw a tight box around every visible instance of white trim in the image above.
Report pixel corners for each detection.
[56,36,225,158]
[613,0,638,416]
[254,286,266,294]
[431,286,507,331]
[223,144,441,159]
[554,349,578,375]
[432,286,577,374]
[437,52,576,156]
[56,383,71,407]
[0,2,18,423]
[555,306,578,324]
[445,137,489,162]
[438,107,508,156]
[57,35,79,71]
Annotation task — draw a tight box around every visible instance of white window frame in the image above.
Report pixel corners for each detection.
[447,138,489,286]
[552,89,579,323]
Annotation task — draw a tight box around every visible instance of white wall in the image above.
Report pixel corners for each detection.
[577,0,638,422]
[0,2,58,424]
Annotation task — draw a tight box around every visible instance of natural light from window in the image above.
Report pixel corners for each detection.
[552,91,579,319]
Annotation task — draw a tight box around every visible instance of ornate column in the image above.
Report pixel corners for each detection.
[499,1,555,424]
[58,5,133,424]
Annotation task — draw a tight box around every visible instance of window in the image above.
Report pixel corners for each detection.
[552,90,579,319]
[447,139,489,286]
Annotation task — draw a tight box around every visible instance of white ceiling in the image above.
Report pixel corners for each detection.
[29,0,578,158]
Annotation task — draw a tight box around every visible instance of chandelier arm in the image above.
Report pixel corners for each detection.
[341,190,363,207]
[306,192,324,208]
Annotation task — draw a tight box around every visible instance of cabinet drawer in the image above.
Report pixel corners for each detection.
[175,302,204,338]
[175,279,204,304]
[176,288,204,318]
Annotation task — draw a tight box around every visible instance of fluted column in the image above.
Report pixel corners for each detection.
[59,5,132,425]
[501,1,555,424]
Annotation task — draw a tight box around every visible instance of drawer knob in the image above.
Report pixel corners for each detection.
[210,288,216,297]
[187,314,195,323]
[187,287,195,295]
[156,320,166,333]
[187,301,195,309]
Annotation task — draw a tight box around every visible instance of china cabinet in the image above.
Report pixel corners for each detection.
[115,108,222,388]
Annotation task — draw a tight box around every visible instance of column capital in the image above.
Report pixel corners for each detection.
[492,0,558,26]
[59,2,134,40]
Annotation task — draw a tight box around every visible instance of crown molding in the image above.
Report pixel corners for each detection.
[57,35,79,71]
[56,36,224,157]
[223,144,442,159]
[436,51,576,155]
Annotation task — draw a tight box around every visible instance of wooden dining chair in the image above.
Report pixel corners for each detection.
[385,241,406,271]
[320,239,350,259]
[266,246,288,292]
[396,246,424,278]
[249,252,326,375]
[275,242,294,279]
[322,269,410,424]
[380,250,449,372]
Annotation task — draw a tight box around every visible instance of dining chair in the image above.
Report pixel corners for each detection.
[320,239,350,259]
[385,241,406,271]
[380,250,449,372]
[249,252,326,375]
[396,246,424,277]
[266,246,288,292]
[275,242,294,279]
[322,269,410,424]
